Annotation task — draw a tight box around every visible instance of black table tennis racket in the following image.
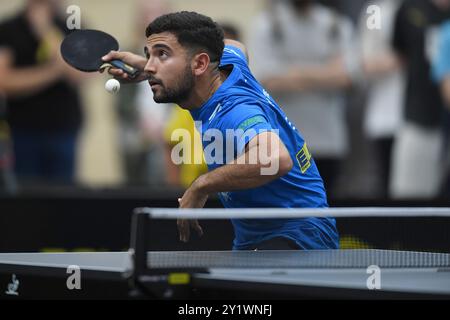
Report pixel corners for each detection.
[60,29,140,78]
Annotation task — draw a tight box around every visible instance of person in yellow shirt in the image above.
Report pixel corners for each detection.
[164,106,208,188]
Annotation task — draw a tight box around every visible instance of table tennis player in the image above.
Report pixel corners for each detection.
[102,11,339,251]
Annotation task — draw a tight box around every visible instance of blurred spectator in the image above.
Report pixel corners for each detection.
[390,0,450,199]
[164,107,208,188]
[249,0,357,198]
[0,100,16,194]
[327,0,371,25]
[0,49,16,194]
[435,21,450,105]
[432,19,450,195]
[220,22,241,41]
[358,0,405,198]
[114,0,171,186]
[0,0,84,186]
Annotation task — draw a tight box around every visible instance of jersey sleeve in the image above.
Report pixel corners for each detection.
[220,45,250,74]
[217,103,273,156]
[432,22,450,82]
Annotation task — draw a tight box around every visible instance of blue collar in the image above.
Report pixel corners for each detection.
[190,64,241,121]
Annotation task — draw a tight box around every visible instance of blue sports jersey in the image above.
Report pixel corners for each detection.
[433,21,450,82]
[190,45,339,250]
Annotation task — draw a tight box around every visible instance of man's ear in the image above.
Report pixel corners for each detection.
[192,52,210,76]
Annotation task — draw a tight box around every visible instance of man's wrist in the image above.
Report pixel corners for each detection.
[192,174,210,196]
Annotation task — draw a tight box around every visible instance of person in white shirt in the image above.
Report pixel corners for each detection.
[358,0,405,198]
[249,0,357,197]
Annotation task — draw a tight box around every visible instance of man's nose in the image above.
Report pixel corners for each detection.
[144,58,156,74]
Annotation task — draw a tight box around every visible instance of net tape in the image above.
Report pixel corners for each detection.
[147,249,450,269]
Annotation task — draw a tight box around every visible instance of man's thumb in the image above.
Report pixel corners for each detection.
[102,50,120,61]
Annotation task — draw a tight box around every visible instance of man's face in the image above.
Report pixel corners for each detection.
[144,32,195,104]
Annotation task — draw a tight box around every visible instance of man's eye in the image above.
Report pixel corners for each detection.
[159,51,168,58]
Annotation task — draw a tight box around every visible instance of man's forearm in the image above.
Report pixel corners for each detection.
[363,51,403,78]
[442,78,450,110]
[289,59,352,91]
[263,60,352,93]
[2,63,61,97]
[194,162,279,195]
[193,146,292,195]
[188,132,293,196]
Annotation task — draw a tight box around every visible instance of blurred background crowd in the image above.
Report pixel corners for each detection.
[1,0,450,202]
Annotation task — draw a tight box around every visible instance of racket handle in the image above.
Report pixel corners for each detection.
[109,60,140,78]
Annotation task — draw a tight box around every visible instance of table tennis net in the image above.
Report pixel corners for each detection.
[146,249,450,269]
[135,207,450,257]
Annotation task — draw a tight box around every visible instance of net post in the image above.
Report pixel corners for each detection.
[129,208,150,295]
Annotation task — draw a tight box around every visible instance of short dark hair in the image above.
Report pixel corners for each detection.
[146,11,224,63]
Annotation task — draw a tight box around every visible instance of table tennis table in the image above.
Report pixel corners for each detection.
[0,249,449,299]
[1,209,450,299]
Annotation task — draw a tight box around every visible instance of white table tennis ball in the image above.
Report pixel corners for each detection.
[105,79,120,94]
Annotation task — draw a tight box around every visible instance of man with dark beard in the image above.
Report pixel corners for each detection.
[102,11,339,251]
